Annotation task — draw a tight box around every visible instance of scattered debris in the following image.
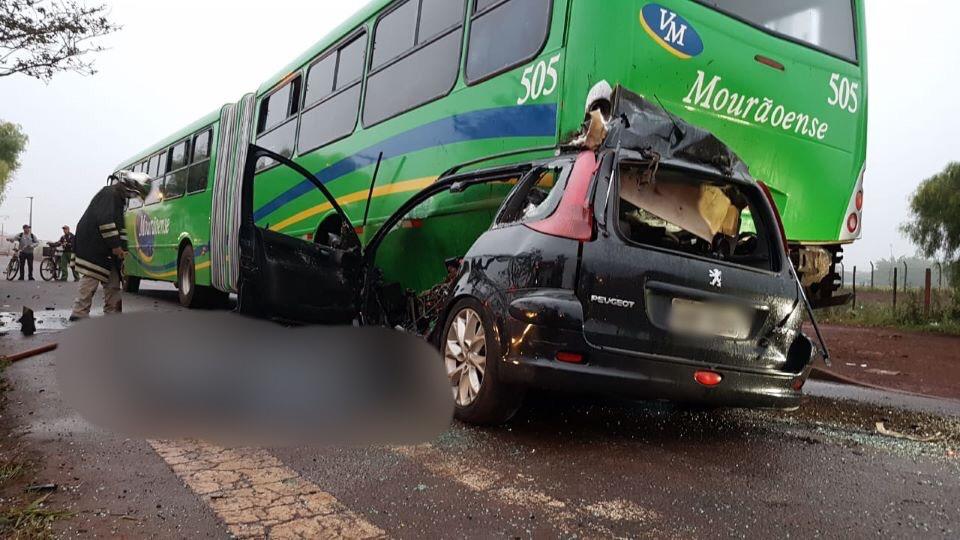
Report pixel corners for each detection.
[19,307,36,336]
[2,343,59,364]
[875,422,943,443]
[864,369,901,377]
[25,483,58,493]
[570,109,609,150]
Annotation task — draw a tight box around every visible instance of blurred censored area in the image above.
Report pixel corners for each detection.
[58,312,453,447]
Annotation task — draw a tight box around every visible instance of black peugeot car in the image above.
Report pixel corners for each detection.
[237,89,821,425]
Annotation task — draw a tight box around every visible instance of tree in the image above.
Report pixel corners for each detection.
[0,121,28,205]
[902,162,960,285]
[0,0,119,81]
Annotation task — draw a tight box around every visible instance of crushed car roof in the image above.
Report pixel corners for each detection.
[605,87,755,184]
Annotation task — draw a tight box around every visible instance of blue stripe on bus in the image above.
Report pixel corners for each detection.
[253,103,558,222]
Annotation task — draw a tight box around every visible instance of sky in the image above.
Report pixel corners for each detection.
[1,0,958,268]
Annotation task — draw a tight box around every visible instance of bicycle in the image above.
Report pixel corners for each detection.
[5,243,20,281]
[39,243,62,282]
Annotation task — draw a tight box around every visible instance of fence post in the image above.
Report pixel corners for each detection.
[870,262,875,289]
[902,261,909,291]
[924,268,932,318]
[936,262,943,289]
[893,267,898,309]
[839,262,845,288]
[852,266,857,309]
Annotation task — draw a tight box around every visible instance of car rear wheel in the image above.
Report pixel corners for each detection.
[442,298,524,425]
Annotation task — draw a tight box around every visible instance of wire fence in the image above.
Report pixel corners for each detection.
[839,257,956,317]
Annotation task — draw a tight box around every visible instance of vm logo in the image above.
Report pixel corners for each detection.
[640,3,705,59]
[658,9,688,46]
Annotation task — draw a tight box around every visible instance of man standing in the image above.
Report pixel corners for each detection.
[56,225,79,281]
[10,224,38,280]
[70,172,149,321]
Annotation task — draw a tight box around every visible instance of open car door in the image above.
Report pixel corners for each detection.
[237,145,363,323]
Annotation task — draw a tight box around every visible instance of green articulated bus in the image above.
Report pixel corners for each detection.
[118,0,867,308]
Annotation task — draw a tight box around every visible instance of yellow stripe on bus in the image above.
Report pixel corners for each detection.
[268,176,438,233]
[138,260,211,280]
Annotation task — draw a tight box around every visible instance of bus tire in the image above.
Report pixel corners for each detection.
[177,244,200,308]
[123,274,141,293]
[177,244,226,309]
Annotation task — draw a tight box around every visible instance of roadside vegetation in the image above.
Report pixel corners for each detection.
[0,360,69,539]
[825,162,960,335]
[820,287,960,336]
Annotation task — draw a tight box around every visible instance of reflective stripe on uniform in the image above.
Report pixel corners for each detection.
[74,257,110,281]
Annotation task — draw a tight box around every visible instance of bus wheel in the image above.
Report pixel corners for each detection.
[177,245,226,309]
[123,274,141,293]
[177,245,199,308]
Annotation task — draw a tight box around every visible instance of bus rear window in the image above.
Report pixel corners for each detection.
[698,0,857,62]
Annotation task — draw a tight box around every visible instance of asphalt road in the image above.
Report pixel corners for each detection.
[1,280,958,538]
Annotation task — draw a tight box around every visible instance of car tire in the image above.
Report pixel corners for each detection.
[123,274,141,293]
[442,298,525,425]
[236,278,264,318]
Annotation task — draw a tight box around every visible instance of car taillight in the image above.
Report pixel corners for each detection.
[757,181,789,254]
[694,370,723,387]
[526,151,597,241]
[556,351,584,364]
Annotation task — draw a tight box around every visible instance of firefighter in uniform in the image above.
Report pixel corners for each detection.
[70,172,150,321]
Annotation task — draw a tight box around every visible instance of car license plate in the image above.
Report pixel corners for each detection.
[668,298,750,339]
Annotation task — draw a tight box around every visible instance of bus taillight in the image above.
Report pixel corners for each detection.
[847,213,859,234]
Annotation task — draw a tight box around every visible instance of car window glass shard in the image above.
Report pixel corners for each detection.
[497,164,570,226]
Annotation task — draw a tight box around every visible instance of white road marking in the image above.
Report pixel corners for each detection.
[394,444,662,535]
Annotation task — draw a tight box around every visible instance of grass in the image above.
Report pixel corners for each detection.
[0,361,70,539]
[819,289,960,336]
[0,494,71,539]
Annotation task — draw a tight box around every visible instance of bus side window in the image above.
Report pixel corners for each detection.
[299,32,366,154]
[465,0,552,84]
[363,0,466,126]
[256,77,302,170]
[188,129,212,194]
[164,140,190,200]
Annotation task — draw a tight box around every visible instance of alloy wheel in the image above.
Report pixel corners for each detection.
[444,307,487,407]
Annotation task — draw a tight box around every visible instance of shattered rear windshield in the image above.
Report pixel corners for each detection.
[616,163,778,272]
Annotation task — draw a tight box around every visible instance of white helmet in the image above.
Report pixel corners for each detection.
[111,171,152,200]
[584,80,613,119]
